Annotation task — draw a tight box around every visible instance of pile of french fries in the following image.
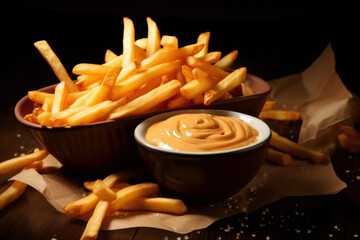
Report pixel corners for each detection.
[259,101,325,166]
[62,169,187,240]
[25,17,251,127]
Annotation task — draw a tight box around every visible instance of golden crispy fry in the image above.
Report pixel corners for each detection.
[266,148,293,166]
[261,100,277,111]
[34,40,79,92]
[72,64,114,76]
[80,200,109,240]
[192,67,208,79]
[42,97,52,112]
[0,149,44,210]
[0,180,27,210]
[146,17,161,57]
[120,197,187,215]
[270,130,324,164]
[50,106,87,126]
[110,182,160,212]
[135,38,147,49]
[160,35,178,49]
[84,67,120,107]
[76,75,103,90]
[241,82,255,96]
[37,111,53,126]
[181,65,194,83]
[214,50,238,69]
[141,48,170,69]
[63,180,130,218]
[28,91,86,106]
[110,60,182,100]
[67,98,127,126]
[203,51,222,64]
[110,80,181,119]
[122,17,135,67]
[51,81,68,114]
[104,49,118,63]
[0,149,48,176]
[180,76,217,100]
[259,110,301,121]
[92,180,116,201]
[83,168,146,191]
[116,61,139,84]
[204,67,247,106]
[167,95,191,109]
[185,56,229,80]
[194,32,210,59]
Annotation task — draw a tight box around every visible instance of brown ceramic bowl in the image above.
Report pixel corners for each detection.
[14,74,270,177]
[134,109,271,204]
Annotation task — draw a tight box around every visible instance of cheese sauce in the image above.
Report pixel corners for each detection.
[145,113,258,152]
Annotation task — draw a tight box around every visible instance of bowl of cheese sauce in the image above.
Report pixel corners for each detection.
[134,109,271,203]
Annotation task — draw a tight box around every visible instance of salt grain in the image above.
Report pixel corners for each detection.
[184,235,189,240]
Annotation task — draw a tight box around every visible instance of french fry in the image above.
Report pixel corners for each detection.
[266,148,293,166]
[104,49,118,63]
[37,111,53,126]
[261,100,277,111]
[110,182,160,212]
[181,65,194,83]
[110,60,182,100]
[161,35,178,49]
[0,180,28,210]
[80,200,109,240]
[194,32,210,59]
[185,56,229,80]
[50,106,88,126]
[92,180,116,201]
[0,149,44,210]
[180,76,217,100]
[120,197,187,215]
[51,81,68,114]
[116,61,139,84]
[338,126,360,153]
[141,48,171,69]
[214,50,238,70]
[259,110,301,121]
[83,168,147,191]
[122,17,135,67]
[34,40,79,93]
[203,51,222,64]
[241,82,255,96]
[0,149,48,176]
[84,67,120,107]
[76,75,104,90]
[135,38,147,49]
[63,179,130,218]
[110,80,181,119]
[66,98,127,126]
[167,95,191,109]
[204,67,247,106]
[72,64,114,76]
[146,17,161,58]
[270,130,324,164]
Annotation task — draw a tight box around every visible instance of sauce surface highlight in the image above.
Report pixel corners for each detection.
[145,113,258,152]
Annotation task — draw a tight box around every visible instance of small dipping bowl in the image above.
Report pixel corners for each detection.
[134,109,271,204]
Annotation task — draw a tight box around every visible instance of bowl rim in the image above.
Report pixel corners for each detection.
[134,109,271,156]
[14,73,271,130]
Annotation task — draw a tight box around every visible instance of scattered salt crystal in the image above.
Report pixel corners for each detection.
[20,146,24,149]
[345,170,350,173]
[176,237,181,240]
[17,134,21,138]
[164,236,169,240]
[184,235,189,240]
[354,234,358,238]
[329,234,333,238]
[251,234,256,237]
[356,176,360,180]
[14,153,18,157]
[20,153,25,156]
[266,236,270,240]
[307,229,312,234]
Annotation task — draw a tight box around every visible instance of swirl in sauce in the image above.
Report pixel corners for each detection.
[145,113,259,152]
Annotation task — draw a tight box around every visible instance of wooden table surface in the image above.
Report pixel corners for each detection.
[1,6,360,240]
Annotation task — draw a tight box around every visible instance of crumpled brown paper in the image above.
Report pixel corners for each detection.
[11,44,351,234]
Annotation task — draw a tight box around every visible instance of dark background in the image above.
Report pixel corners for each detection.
[1,1,359,107]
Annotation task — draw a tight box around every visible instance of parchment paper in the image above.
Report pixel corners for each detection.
[11,44,352,234]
